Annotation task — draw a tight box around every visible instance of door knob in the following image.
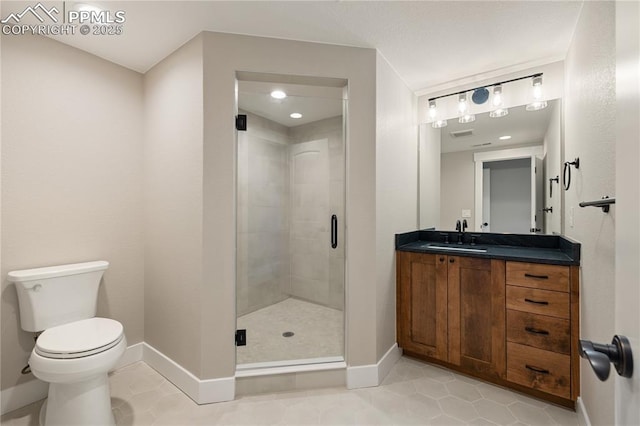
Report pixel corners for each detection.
[579,335,633,381]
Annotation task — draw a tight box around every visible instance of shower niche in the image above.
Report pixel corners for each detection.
[235,74,347,370]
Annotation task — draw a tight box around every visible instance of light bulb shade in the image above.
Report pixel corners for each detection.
[526,100,548,111]
[428,99,438,119]
[432,119,448,128]
[492,85,503,107]
[490,108,509,118]
[531,76,543,100]
[458,113,475,124]
[458,93,468,114]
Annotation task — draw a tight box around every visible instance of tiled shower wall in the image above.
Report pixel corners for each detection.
[237,112,344,317]
[237,111,291,316]
[289,116,345,310]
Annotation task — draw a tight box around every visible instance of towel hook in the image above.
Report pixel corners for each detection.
[563,158,579,191]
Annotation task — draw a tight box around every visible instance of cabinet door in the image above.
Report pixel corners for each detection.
[397,251,448,361]
[448,257,506,377]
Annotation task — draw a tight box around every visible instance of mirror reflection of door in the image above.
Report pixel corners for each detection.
[482,158,532,233]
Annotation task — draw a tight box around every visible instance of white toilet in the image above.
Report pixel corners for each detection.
[8,261,126,426]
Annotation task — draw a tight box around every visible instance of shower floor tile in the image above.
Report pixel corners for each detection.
[236,298,344,365]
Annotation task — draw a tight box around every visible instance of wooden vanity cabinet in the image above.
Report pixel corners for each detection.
[448,256,506,378]
[396,251,506,378]
[397,251,580,406]
[396,252,448,361]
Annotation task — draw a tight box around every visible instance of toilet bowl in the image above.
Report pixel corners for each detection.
[30,318,126,426]
[8,261,125,426]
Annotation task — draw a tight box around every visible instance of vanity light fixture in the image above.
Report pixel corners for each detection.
[270,90,287,100]
[458,93,475,124]
[489,85,509,118]
[427,72,544,125]
[526,75,548,111]
[289,112,302,119]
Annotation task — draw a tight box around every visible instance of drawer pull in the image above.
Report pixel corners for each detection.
[525,326,550,335]
[525,364,550,375]
[524,298,549,305]
[524,273,549,279]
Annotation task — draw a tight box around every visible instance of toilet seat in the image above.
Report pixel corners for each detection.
[35,317,124,359]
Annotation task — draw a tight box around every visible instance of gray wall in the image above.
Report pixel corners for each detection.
[543,101,562,234]
[563,2,616,424]
[419,125,441,229]
[486,159,531,234]
[1,36,144,390]
[375,52,418,359]
[440,151,476,231]
[143,35,205,376]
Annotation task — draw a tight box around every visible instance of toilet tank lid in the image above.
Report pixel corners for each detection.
[7,261,109,283]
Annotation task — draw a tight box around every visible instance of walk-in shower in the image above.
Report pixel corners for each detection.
[235,75,346,370]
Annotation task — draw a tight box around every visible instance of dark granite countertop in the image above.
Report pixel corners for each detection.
[396,230,580,266]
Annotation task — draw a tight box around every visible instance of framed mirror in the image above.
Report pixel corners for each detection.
[419,99,562,234]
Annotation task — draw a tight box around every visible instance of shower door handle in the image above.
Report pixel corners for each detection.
[331,215,338,249]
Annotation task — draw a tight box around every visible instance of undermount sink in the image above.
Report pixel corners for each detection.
[421,244,488,253]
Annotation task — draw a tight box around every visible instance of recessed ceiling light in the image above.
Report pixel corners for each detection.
[499,135,512,140]
[270,90,287,99]
[290,113,302,119]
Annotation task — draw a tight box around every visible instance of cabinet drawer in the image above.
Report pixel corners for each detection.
[507,342,570,399]
[507,310,570,354]
[506,262,569,292]
[507,286,569,319]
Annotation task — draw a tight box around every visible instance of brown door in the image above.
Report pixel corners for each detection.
[448,256,506,377]
[397,252,448,361]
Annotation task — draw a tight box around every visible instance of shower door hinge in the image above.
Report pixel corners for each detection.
[235,329,247,346]
[236,114,247,131]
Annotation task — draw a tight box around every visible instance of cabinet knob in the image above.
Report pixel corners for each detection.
[449,258,455,263]
[439,257,445,262]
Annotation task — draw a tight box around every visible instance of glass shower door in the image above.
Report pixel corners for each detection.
[235,79,346,369]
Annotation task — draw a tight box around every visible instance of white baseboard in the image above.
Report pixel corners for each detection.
[114,342,144,370]
[142,343,234,404]
[0,342,143,416]
[577,397,592,426]
[346,343,401,389]
[3,342,399,414]
[0,376,48,416]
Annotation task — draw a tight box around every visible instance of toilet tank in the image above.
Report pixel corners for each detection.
[8,261,109,332]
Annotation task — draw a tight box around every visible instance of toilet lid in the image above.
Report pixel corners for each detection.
[35,318,124,359]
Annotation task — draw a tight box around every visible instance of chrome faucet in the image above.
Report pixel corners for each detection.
[462,219,468,233]
[455,220,462,232]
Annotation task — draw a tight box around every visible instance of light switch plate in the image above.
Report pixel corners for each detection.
[462,209,471,218]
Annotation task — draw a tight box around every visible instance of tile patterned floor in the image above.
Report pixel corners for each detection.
[1,357,579,425]
[237,298,344,365]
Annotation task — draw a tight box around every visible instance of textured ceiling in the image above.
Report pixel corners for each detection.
[4,1,583,92]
